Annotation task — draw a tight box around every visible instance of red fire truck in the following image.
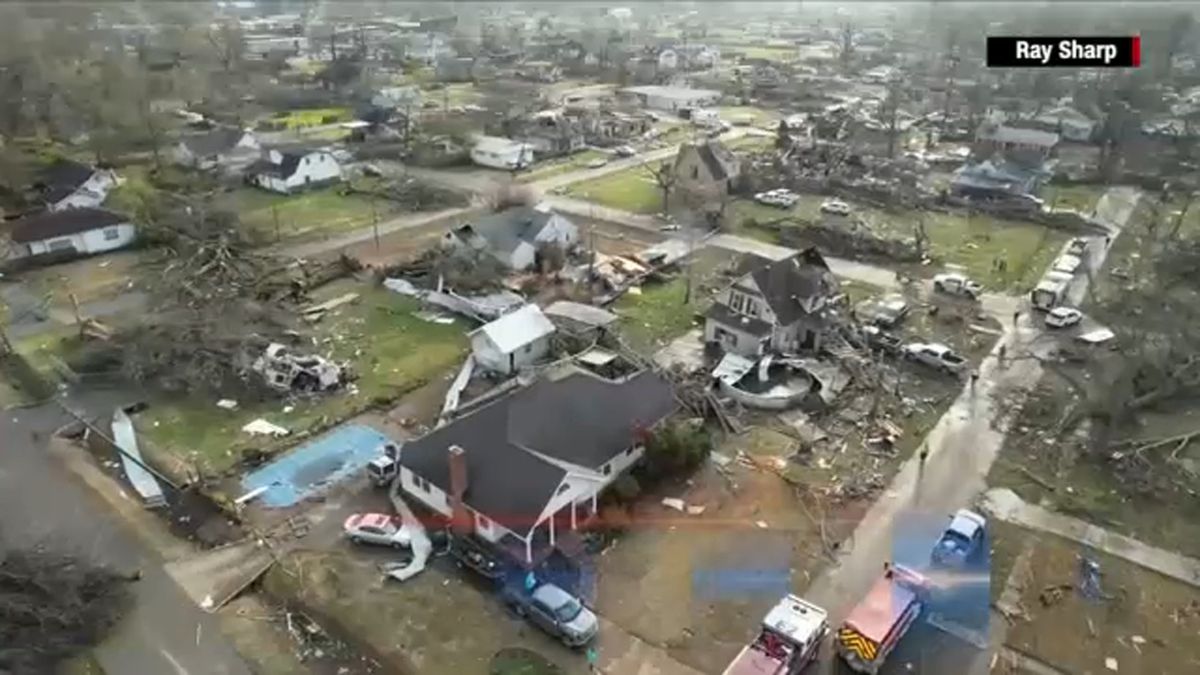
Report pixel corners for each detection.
[836,563,930,674]
[722,594,829,675]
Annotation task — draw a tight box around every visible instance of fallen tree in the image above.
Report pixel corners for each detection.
[0,546,135,674]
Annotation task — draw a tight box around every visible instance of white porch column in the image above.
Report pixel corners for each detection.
[591,491,597,513]
[525,534,532,564]
[549,510,556,546]
[571,500,577,530]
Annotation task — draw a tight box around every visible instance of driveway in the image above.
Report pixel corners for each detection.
[0,387,252,675]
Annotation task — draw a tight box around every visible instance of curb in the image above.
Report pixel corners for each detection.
[47,436,195,562]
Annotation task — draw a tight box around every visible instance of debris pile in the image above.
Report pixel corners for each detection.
[252,343,350,394]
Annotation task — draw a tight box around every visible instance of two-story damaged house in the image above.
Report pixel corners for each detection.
[674,139,742,200]
[704,248,840,357]
[398,368,677,564]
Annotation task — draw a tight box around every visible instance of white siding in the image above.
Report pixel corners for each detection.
[509,240,538,270]
[399,466,451,516]
[537,476,595,524]
[283,152,342,191]
[533,213,579,248]
[704,317,767,356]
[22,223,135,258]
[470,332,509,374]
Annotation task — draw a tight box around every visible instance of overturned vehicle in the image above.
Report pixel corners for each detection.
[253,343,350,393]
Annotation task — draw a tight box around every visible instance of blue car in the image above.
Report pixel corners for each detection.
[931,509,987,567]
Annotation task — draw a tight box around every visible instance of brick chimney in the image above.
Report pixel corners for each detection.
[448,445,471,535]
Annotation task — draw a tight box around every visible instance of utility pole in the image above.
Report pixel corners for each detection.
[371,194,380,252]
[272,203,281,242]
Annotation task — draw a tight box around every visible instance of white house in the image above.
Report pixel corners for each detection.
[703,248,840,356]
[469,304,557,375]
[372,85,423,111]
[245,149,342,194]
[6,208,135,259]
[34,160,119,212]
[397,368,677,563]
[443,204,579,271]
[619,85,722,112]
[470,136,535,170]
[173,128,261,172]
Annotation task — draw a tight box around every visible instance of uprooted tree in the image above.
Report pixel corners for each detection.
[0,546,135,674]
[1029,194,1200,454]
[80,198,352,396]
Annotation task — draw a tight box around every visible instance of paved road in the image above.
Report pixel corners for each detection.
[0,388,252,675]
[805,185,1141,675]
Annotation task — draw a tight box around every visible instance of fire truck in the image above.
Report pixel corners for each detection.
[722,594,829,675]
[836,563,930,674]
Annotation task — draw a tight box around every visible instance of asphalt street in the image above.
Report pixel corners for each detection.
[0,387,251,675]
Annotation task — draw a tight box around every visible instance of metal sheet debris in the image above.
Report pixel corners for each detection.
[111,408,167,509]
[216,399,239,410]
[242,419,290,437]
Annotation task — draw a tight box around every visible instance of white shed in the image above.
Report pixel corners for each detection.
[469,305,557,375]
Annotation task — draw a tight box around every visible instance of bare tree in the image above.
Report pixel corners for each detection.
[643,159,677,214]
[882,78,905,159]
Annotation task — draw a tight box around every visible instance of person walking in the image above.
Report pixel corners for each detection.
[1012,309,1021,328]
[998,343,1007,369]
[970,370,979,394]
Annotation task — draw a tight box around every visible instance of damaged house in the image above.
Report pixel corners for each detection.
[398,368,678,564]
[675,139,742,199]
[704,248,840,357]
[30,160,119,212]
[173,128,262,172]
[245,148,343,194]
[513,111,587,158]
[974,122,1059,164]
[442,204,579,271]
[469,304,557,376]
[950,158,1050,202]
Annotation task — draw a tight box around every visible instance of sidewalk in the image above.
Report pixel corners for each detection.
[981,487,1200,587]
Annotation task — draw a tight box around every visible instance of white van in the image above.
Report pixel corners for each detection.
[691,109,721,128]
[1031,271,1074,311]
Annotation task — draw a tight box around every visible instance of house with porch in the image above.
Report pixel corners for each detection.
[397,368,677,565]
[703,247,840,357]
[974,122,1059,162]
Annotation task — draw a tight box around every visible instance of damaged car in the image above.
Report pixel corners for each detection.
[253,343,348,393]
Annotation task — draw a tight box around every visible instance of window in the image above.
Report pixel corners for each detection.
[624,447,634,456]
[103,227,120,241]
[602,464,612,476]
[691,165,699,179]
[476,514,492,530]
[556,483,570,495]
[304,157,310,165]
[48,239,74,252]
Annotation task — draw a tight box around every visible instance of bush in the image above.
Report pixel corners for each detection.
[612,474,641,503]
[637,420,712,484]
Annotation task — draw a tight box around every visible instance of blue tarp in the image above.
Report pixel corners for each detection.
[240,424,393,508]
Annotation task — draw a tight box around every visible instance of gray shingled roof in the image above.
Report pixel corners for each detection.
[8,208,126,244]
[399,369,677,535]
[455,206,563,256]
[732,247,837,324]
[181,128,248,157]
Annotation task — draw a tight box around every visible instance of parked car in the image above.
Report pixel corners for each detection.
[1052,254,1083,275]
[343,513,411,548]
[754,189,799,208]
[1066,237,1090,256]
[502,581,599,647]
[659,224,681,232]
[931,509,988,567]
[932,273,982,300]
[819,199,852,216]
[1044,306,1083,329]
[902,342,968,374]
[613,145,637,157]
[585,158,609,169]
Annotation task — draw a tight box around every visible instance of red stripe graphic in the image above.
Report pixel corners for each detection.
[1132,36,1141,67]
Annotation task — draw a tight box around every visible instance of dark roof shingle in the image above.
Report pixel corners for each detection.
[732,247,837,324]
[399,370,678,535]
[35,160,96,203]
[181,128,249,157]
[8,208,127,243]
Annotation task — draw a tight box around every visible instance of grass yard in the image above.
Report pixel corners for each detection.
[137,284,468,474]
[422,83,484,109]
[221,187,399,243]
[726,134,775,153]
[717,106,780,127]
[518,149,609,183]
[563,166,665,215]
[998,524,1200,674]
[265,107,352,130]
[1042,183,1106,213]
[730,194,1066,292]
[724,45,797,61]
[614,248,734,351]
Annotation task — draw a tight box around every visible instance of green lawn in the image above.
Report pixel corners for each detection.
[221,187,398,243]
[614,248,733,351]
[518,149,608,183]
[1042,184,1105,213]
[137,285,469,473]
[564,166,665,214]
[730,194,1066,292]
[264,107,352,130]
